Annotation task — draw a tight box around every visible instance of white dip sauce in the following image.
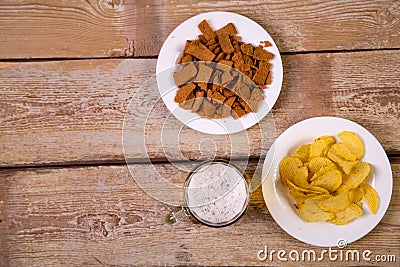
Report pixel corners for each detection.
[185,162,248,225]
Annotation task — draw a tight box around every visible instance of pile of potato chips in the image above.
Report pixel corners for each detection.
[280,131,379,225]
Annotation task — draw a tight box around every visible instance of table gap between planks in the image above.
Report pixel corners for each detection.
[0,0,399,266]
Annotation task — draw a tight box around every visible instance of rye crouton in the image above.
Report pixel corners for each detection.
[179,54,193,63]
[216,23,237,37]
[198,20,217,41]
[232,105,246,119]
[240,43,254,56]
[218,59,233,67]
[252,65,269,86]
[209,90,226,104]
[191,90,205,112]
[201,99,216,118]
[173,62,198,86]
[179,95,195,110]
[186,42,215,61]
[219,34,234,54]
[194,63,214,83]
[253,46,274,61]
[174,83,196,104]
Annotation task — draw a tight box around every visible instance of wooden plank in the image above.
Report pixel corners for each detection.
[0,0,399,59]
[1,50,399,166]
[0,162,398,266]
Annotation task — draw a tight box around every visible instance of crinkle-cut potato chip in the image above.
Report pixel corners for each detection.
[293,166,310,189]
[327,147,359,174]
[338,131,365,160]
[309,185,330,195]
[287,180,329,195]
[280,156,302,186]
[360,183,379,214]
[286,180,313,194]
[311,169,342,192]
[294,144,311,163]
[330,142,357,161]
[318,190,351,212]
[354,202,363,209]
[280,131,378,225]
[310,136,336,158]
[308,157,337,175]
[287,179,330,195]
[289,188,318,205]
[310,164,338,182]
[330,203,363,225]
[338,162,370,192]
[298,196,334,222]
[350,187,365,203]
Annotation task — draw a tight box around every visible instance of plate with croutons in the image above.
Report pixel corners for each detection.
[156,11,283,134]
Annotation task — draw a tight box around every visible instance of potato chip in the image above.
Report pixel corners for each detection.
[350,187,364,203]
[338,162,370,192]
[280,156,302,186]
[327,147,359,174]
[318,190,351,212]
[287,180,329,195]
[280,131,378,225]
[289,188,318,205]
[308,157,337,175]
[360,183,379,214]
[294,144,311,163]
[287,180,313,194]
[298,196,334,222]
[354,202,363,210]
[338,131,365,160]
[311,169,342,192]
[310,136,336,158]
[293,166,310,189]
[330,142,357,161]
[310,164,338,182]
[309,185,330,195]
[330,203,362,225]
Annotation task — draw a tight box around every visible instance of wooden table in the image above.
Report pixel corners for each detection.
[0,1,399,266]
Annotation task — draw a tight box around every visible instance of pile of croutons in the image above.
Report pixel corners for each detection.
[173,20,274,119]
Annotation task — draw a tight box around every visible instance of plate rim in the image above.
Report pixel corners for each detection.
[261,116,393,247]
[156,11,283,135]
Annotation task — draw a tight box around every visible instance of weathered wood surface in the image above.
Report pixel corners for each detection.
[0,162,398,266]
[1,50,399,167]
[0,0,399,59]
[1,1,399,266]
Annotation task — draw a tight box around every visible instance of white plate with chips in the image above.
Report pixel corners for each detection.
[262,116,393,247]
[156,11,283,134]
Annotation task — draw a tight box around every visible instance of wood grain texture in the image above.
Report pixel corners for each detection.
[1,50,399,166]
[0,0,399,59]
[0,162,398,266]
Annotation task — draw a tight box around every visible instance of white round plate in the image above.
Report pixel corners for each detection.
[156,11,283,135]
[262,116,393,247]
